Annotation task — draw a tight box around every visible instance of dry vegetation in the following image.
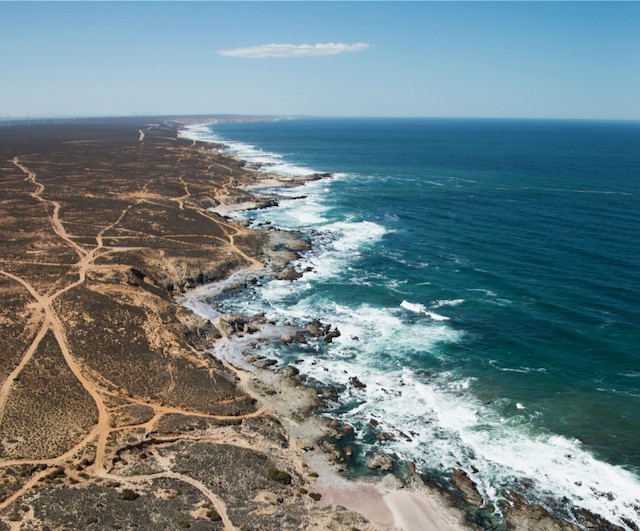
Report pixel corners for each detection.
[0,120,365,530]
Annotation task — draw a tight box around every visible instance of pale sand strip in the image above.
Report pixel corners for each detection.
[312,467,466,531]
[384,490,464,531]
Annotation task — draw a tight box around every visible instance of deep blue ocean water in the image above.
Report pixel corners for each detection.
[183,118,640,527]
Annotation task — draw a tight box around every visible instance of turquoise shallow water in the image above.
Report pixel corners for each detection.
[183,118,640,527]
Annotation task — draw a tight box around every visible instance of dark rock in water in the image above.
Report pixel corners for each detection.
[470,465,479,474]
[324,328,341,343]
[318,386,339,402]
[218,313,250,336]
[305,319,324,338]
[366,451,394,471]
[218,312,264,336]
[349,376,366,389]
[276,268,304,281]
[376,432,396,442]
[502,491,580,531]
[368,418,379,429]
[573,507,626,531]
[281,331,307,345]
[282,365,300,378]
[255,358,278,369]
[451,469,483,507]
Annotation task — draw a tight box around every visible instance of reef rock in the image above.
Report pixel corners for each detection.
[366,451,394,471]
[452,468,483,507]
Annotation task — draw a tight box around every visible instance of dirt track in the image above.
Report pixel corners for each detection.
[0,120,364,530]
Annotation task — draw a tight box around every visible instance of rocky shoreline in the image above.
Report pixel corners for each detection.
[177,123,636,531]
[0,117,467,530]
[0,117,631,530]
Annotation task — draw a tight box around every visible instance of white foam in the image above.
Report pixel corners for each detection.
[433,298,465,308]
[489,360,548,374]
[401,300,450,321]
[327,366,640,529]
[179,123,214,141]
[425,311,450,321]
[180,123,321,178]
[401,300,426,314]
[467,288,498,297]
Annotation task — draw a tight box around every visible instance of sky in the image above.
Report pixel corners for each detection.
[1,1,639,120]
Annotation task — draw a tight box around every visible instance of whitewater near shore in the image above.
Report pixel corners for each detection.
[0,116,634,530]
[179,119,640,531]
[0,117,472,530]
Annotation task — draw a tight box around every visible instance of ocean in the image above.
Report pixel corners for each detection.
[182,118,640,528]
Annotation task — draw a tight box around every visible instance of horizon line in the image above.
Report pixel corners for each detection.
[1,113,639,124]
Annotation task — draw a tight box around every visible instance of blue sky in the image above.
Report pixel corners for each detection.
[1,1,639,120]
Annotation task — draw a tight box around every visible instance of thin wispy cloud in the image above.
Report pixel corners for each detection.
[218,42,371,59]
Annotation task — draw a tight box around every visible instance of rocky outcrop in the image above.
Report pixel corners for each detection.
[573,507,627,531]
[324,327,341,343]
[502,491,580,531]
[451,469,483,507]
[276,268,304,281]
[366,451,394,471]
[217,313,261,336]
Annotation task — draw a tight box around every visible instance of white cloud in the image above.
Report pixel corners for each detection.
[218,42,371,59]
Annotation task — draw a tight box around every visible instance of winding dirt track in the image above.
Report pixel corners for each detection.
[12,157,87,259]
[0,157,269,529]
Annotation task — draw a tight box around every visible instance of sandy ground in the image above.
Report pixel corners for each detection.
[305,440,466,531]
[316,479,465,531]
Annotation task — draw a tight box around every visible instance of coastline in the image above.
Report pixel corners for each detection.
[177,123,470,530]
[177,121,640,531]
[0,117,467,530]
[0,117,634,530]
